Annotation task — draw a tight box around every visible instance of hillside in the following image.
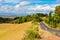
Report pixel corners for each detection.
[0,22,32,40]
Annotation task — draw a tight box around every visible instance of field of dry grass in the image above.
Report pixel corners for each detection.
[0,22,32,40]
[0,21,60,40]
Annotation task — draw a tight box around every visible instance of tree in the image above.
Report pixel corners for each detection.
[48,11,53,23]
[46,6,60,28]
[54,6,60,23]
[55,6,60,15]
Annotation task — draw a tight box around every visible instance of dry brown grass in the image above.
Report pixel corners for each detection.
[39,24,60,40]
[0,22,32,40]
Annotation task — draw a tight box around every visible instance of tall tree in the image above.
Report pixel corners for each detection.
[54,6,60,23]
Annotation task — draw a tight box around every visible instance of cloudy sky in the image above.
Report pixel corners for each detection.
[0,0,60,16]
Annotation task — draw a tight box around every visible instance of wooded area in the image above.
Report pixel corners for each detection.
[45,6,60,28]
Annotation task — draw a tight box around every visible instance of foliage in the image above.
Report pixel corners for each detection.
[15,13,45,23]
[22,25,41,40]
[45,6,60,28]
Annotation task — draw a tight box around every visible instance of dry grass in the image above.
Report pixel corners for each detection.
[39,24,60,40]
[0,22,32,40]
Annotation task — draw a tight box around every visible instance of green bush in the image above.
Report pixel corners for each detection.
[22,26,41,40]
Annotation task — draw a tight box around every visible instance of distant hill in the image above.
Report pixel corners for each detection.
[0,12,27,17]
[0,16,15,18]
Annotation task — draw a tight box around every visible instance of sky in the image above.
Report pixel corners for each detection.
[0,0,60,16]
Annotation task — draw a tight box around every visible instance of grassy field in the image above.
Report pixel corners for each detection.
[0,22,32,40]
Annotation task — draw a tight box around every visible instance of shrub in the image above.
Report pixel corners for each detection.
[22,25,41,40]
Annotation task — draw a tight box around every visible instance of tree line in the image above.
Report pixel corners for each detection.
[14,13,47,23]
[45,6,60,28]
[0,13,47,23]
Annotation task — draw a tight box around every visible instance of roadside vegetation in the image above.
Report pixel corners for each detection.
[45,6,60,29]
[22,23,41,40]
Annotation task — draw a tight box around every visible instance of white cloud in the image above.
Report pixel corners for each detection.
[19,1,30,6]
[0,5,15,13]
[27,4,55,13]
[0,0,4,2]
[0,4,60,15]
[28,5,41,10]
[15,1,30,8]
[0,0,20,4]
